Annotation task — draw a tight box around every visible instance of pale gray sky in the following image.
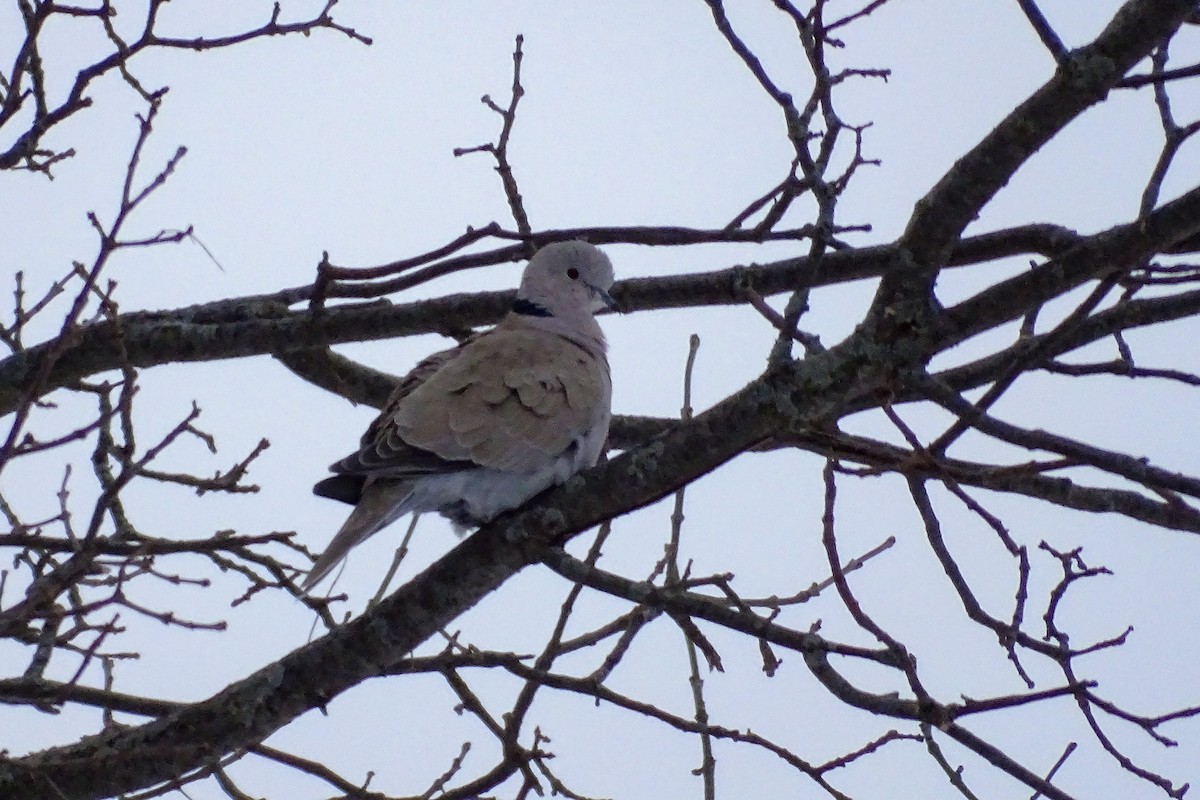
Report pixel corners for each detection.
[3,2,1199,798]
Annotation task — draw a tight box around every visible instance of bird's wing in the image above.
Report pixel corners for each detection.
[371,327,610,475]
[320,338,480,483]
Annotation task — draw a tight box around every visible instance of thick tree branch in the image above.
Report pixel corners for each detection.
[871,0,1197,325]
[0,221,1173,418]
[944,183,1200,347]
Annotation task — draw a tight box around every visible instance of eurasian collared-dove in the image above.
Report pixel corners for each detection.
[302,240,618,590]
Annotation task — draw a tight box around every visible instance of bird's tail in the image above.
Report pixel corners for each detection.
[302,480,413,591]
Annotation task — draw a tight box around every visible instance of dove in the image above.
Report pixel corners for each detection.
[303,240,618,590]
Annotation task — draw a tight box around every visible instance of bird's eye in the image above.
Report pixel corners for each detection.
[566,267,580,280]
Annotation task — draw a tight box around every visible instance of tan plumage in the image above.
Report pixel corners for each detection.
[303,241,618,590]
[396,328,609,470]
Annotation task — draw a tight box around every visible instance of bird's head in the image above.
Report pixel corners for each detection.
[515,240,619,319]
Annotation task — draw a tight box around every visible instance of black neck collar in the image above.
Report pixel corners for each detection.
[512,298,552,318]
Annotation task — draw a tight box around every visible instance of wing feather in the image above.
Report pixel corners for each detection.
[395,328,609,474]
[323,328,609,480]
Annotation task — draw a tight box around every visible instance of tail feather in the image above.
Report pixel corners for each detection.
[303,480,413,591]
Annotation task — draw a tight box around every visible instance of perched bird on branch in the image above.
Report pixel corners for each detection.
[303,240,618,590]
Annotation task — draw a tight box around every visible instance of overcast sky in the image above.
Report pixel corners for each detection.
[4,2,1200,798]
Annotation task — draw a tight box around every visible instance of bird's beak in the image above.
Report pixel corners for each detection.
[590,284,622,313]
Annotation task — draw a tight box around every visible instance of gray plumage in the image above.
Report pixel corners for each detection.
[303,241,617,590]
